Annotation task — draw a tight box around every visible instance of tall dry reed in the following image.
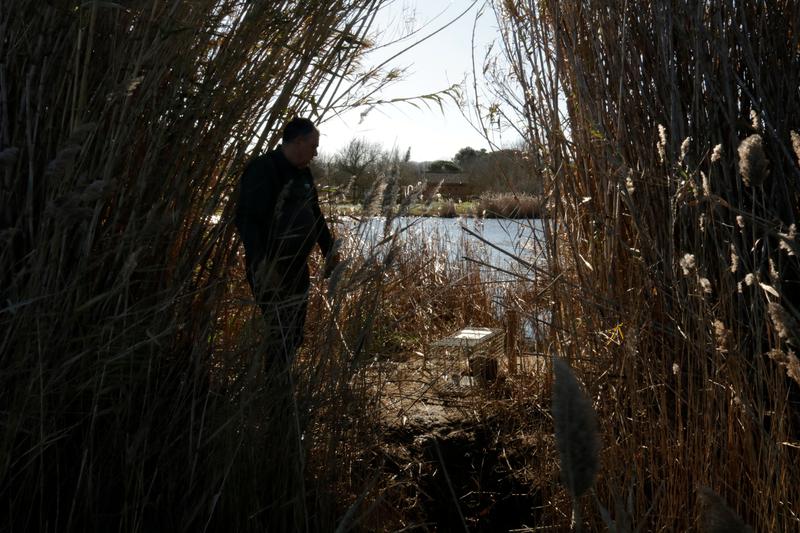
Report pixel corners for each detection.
[481,0,800,529]
[0,1,405,530]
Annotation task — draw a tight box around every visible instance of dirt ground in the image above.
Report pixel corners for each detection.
[356,351,558,532]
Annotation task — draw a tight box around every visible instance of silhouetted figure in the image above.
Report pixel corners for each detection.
[235,118,338,370]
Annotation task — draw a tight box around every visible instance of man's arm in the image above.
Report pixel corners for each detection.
[234,156,279,272]
[309,182,334,257]
[309,181,339,277]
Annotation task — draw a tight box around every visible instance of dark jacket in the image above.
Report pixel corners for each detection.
[234,148,333,293]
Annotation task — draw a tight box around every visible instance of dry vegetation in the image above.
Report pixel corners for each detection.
[482,0,800,530]
[477,192,545,219]
[3,0,800,531]
[0,1,397,530]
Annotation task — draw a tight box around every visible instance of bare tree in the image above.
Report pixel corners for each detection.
[334,137,383,179]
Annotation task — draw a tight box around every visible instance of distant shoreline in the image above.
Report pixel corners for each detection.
[330,194,546,220]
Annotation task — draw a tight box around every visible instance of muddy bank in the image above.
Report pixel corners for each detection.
[352,355,556,531]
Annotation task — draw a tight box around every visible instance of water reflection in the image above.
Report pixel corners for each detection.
[338,216,546,278]
[337,216,549,341]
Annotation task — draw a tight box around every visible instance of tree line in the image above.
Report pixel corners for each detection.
[312,137,544,203]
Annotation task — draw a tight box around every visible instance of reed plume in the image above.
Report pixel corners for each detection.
[737,134,769,187]
[791,131,800,167]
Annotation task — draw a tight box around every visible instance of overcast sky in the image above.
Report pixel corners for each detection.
[319,0,506,162]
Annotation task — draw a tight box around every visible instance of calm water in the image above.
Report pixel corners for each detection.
[339,216,546,279]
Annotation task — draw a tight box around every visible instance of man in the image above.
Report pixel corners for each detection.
[235,117,338,369]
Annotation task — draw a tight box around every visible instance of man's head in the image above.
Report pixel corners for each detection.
[281,117,319,168]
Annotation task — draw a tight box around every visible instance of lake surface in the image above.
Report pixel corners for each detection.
[339,216,547,280]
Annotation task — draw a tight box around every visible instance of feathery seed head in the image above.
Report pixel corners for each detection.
[701,171,711,196]
[791,131,800,167]
[737,134,769,187]
[768,302,798,345]
[714,320,732,353]
[680,253,696,276]
[711,144,723,163]
[767,349,800,385]
[730,244,739,273]
[657,124,668,163]
[625,171,636,195]
[679,136,691,165]
[363,173,387,216]
[749,109,761,132]
[699,277,712,294]
[779,224,798,256]
[769,258,780,283]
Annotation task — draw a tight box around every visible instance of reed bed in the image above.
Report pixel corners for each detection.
[0,1,409,530]
[477,192,545,219]
[484,0,800,529]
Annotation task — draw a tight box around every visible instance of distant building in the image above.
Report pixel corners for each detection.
[422,172,478,199]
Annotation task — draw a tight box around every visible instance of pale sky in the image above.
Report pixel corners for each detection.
[319,0,505,162]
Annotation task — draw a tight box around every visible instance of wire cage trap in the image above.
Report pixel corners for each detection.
[428,327,506,385]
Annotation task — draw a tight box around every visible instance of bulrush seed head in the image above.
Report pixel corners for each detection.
[737,134,769,187]
[552,356,600,499]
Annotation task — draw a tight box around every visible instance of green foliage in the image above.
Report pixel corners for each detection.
[454,146,488,168]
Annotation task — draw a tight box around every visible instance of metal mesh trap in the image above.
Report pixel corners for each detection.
[429,327,506,384]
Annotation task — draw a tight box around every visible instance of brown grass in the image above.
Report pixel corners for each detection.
[0,1,405,530]
[479,0,800,530]
[477,192,545,218]
[6,0,800,530]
